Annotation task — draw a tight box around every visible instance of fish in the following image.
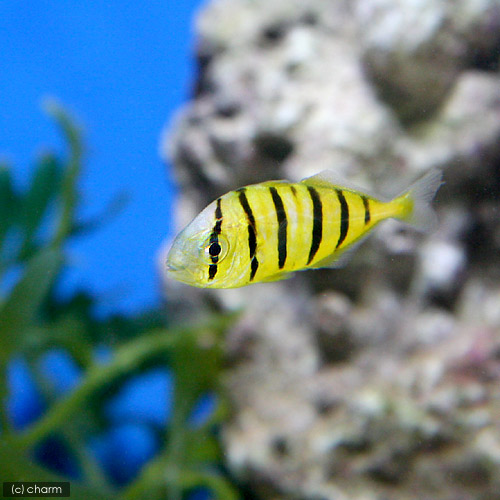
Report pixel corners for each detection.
[166,169,443,288]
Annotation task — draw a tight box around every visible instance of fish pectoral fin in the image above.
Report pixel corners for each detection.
[260,270,292,283]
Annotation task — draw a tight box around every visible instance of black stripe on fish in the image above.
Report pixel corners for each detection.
[307,186,323,265]
[207,198,223,280]
[361,194,370,225]
[250,255,259,281]
[269,186,288,269]
[237,188,259,281]
[335,189,349,249]
[208,264,218,280]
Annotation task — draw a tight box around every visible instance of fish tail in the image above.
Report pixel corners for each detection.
[393,169,443,232]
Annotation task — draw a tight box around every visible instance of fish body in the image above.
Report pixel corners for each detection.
[166,169,442,288]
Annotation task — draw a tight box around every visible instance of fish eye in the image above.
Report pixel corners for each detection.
[202,234,229,263]
[208,242,221,256]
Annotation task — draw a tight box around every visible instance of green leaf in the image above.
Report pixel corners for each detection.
[43,98,83,160]
[0,247,63,364]
[42,98,83,246]
[71,191,129,237]
[171,329,222,412]
[155,326,229,500]
[178,469,239,500]
[12,315,234,451]
[0,441,113,500]
[19,153,61,258]
[184,429,220,464]
[0,163,18,247]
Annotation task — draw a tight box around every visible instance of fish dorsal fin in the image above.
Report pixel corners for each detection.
[301,170,378,198]
[257,179,288,188]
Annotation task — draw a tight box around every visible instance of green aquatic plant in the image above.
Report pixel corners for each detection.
[0,101,239,500]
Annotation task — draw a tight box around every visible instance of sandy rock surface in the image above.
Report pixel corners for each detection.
[161,1,500,498]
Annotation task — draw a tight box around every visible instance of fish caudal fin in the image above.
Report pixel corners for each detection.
[393,169,443,232]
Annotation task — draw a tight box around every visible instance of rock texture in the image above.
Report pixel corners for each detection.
[161,0,500,498]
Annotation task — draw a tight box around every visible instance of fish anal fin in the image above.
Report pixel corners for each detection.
[308,235,370,269]
[260,270,292,283]
[308,249,351,270]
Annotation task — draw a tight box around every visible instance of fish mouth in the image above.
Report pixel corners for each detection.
[165,257,194,279]
[166,262,184,272]
[165,261,200,286]
[165,249,187,273]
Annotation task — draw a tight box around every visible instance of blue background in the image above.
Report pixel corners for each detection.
[0,0,205,315]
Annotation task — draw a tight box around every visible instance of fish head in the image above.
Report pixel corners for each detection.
[166,199,243,288]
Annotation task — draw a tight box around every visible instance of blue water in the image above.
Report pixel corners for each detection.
[0,0,205,315]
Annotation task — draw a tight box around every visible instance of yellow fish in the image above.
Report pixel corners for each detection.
[166,169,442,288]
